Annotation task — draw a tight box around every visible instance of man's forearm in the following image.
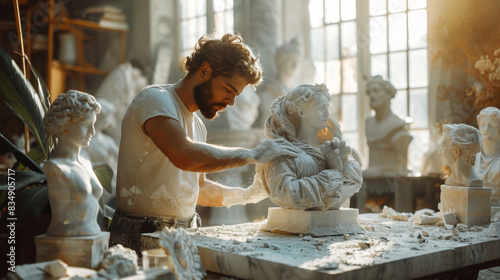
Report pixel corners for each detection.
[182,141,256,172]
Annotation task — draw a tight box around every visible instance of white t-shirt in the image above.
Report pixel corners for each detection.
[116,84,207,219]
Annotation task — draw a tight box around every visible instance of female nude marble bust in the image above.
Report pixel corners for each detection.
[439,124,483,187]
[251,83,363,210]
[475,107,500,195]
[364,76,413,177]
[43,90,103,236]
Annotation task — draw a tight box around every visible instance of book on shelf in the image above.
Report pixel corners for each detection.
[97,19,128,30]
[84,4,123,15]
[82,5,128,30]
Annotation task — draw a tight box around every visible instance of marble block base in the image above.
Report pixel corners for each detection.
[35,232,110,269]
[440,185,492,227]
[260,207,364,236]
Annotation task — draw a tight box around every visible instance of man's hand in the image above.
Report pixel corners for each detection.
[251,139,298,164]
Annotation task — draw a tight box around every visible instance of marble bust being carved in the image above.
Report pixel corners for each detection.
[42,90,104,236]
[253,83,363,210]
[364,75,413,177]
[439,123,483,187]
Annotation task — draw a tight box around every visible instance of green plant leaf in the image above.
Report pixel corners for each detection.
[0,47,49,157]
[0,133,43,173]
[92,162,113,194]
[13,145,47,171]
[21,51,51,112]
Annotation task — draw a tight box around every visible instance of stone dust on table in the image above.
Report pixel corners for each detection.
[188,213,494,270]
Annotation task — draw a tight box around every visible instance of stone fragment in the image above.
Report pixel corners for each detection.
[44,259,68,278]
[364,226,374,231]
[443,212,458,226]
[381,206,397,218]
[343,234,350,240]
[358,242,370,249]
[313,240,325,246]
[456,223,468,232]
[414,208,436,216]
[422,231,429,237]
[413,214,441,225]
[392,214,408,221]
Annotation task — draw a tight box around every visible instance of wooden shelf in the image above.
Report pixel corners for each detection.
[26,0,127,98]
[52,61,108,75]
[57,18,128,32]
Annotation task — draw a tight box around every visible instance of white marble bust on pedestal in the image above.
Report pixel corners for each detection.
[42,90,104,237]
[364,76,413,177]
[439,124,483,187]
[438,123,491,227]
[37,90,109,268]
[234,83,364,235]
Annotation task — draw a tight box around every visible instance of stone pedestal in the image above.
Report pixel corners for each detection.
[440,185,492,227]
[260,207,364,236]
[35,232,110,269]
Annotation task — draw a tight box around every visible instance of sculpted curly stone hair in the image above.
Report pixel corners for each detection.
[265,83,341,143]
[477,106,500,128]
[183,33,263,90]
[43,90,101,137]
[366,75,397,98]
[440,124,482,166]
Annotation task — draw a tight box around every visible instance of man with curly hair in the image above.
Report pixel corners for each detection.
[109,33,296,252]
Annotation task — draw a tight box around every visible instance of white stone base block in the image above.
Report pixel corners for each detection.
[440,185,492,227]
[35,232,110,269]
[260,207,364,236]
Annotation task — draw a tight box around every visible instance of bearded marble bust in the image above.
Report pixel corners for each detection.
[43,90,104,236]
[439,123,483,187]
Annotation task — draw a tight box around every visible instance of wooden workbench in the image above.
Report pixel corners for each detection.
[189,213,500,280]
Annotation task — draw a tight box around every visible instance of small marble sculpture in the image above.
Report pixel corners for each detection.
[159,227,206,280]
[439,124,483,187]
[254,83,363,210]
[254,37,302,127]
[439,124,492,227]
[42,90,103,236]
[99,244,138,278]
[474,107,500,195]
[364,76,413,177]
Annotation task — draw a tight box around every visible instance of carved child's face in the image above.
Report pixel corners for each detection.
[300,94,330,131]
[478,115,500,142]
[63,111,97,148]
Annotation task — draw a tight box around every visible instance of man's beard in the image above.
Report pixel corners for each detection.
[194,78,227,120]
